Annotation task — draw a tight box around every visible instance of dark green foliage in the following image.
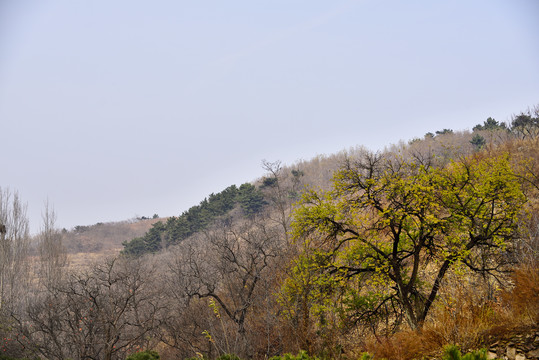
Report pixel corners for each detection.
[435,128,453,135]
[511,111,539,138]
[443,345,489,360]
[288,169,305,201]
[122,183,266,256]
[122,222,165,256]
[144,222,165,252]
[238,183,266,216]
[262,177,278,187]
[121,236,148,257]
[74,225,90,233]
[126,350,160,360]
[512,113,537,128]
[291,169,304,178]
[470,134,486,149]
[473,117,507,131]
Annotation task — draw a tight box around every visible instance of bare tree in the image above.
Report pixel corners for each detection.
[0,187,31,314]
[21,256,165,360]
[38,200,68,287]
[261,160,295,244]
[168,217,283,358]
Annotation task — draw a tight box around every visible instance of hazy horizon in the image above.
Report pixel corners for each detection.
[1,0,538,234]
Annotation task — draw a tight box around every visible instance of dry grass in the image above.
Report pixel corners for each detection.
[61,218,162,253]
[500,265,539,325]
[358,264,539,360]
[68,250,122,271]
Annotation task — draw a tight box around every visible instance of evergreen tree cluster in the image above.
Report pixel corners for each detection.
[121,183,266,256]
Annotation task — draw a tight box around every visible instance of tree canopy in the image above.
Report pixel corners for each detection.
[287,152,526,330]
[472,117,507,132]
[122,183,267,256]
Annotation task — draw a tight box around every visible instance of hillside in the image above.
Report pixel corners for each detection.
[68,113,531,260]
[118,113,526,259]
[1,105,537,360]
[60,217,162,253]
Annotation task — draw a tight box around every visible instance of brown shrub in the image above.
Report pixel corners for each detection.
[364,330,426,360]
[361,263,539,360]
[501,265,539,325]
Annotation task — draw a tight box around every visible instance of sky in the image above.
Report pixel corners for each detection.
[1,0,538,234]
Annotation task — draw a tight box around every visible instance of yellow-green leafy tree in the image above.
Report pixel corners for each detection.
[287,152,526,332]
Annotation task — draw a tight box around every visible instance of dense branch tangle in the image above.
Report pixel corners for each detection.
[22,257,165,360]
[168,217,283,357]
[290,152,525,331]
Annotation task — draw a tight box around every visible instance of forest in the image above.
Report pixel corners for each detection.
[0,106,538,360]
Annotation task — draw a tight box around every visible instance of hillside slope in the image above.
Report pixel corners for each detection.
[11,105,537,360]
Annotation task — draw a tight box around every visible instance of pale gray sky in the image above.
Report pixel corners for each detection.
[1,0,538,234]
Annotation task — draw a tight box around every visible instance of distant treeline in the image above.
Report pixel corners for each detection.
[121,183,266,256]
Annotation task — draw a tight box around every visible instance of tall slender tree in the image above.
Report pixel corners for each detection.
[0,188,30,314]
